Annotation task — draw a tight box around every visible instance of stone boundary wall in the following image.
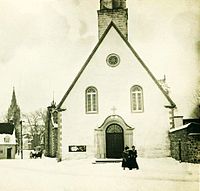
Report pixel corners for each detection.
[169,126,200,163]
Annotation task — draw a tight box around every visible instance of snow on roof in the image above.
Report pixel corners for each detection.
[169,123,191,133]
[169,122,200,133]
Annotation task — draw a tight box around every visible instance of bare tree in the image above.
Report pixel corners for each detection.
[191,86,200,118]
[22,108,47,148]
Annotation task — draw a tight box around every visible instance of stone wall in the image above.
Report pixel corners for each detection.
[169,124,200,163]
[45,104,58,158]
[187,135,200,163]
[56,112,62,162]
[98,8,128,39]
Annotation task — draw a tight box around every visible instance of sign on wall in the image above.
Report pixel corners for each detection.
[69,145,86,152]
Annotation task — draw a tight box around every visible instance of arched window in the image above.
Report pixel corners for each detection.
[85,87,98,114]
[131,85,144,112]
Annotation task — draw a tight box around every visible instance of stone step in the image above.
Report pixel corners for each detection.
[93,158,122,164]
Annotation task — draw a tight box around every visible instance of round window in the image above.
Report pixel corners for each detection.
[106,53,120,67]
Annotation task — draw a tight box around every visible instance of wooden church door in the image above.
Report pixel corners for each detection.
[106,124,124,158]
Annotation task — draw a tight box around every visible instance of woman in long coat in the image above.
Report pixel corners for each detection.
[122,146,129,170]
[127,145,139,170]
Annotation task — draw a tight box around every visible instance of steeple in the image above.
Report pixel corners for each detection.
[7,87,21,148]
[100,0,126,9]
[98,0,128,39]
[7,87,21,124]
[11,87,17,107]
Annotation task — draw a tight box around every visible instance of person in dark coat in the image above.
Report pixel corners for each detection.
[121,146,129,170]
[127,145,139,170]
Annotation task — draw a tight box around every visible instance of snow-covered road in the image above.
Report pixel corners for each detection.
[0,155,199,191]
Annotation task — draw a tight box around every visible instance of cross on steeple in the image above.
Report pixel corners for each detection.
[111,106,117,115]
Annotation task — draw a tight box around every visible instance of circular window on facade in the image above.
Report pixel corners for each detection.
[106,53,120,67]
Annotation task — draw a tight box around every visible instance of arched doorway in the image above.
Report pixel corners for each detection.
[106,124,124,158]
[95,115,134,159]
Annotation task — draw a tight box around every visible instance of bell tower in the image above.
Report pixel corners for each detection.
[98,0,128,39]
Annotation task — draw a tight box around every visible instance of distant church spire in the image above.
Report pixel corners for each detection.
[98,0,128,39]
[7,87,21,147]
[11,87,17,107]
[8,88,19,120]
[7,87,20,124]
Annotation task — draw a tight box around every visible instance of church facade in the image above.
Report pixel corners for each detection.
[46,0,176,160]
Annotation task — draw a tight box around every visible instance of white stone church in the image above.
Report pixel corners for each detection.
[46,0,177,161]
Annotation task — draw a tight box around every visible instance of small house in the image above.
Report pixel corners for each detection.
[0,123,16,159]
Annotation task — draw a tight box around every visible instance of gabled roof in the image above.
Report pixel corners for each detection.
[0,123,15,135]
[57,22,176,109]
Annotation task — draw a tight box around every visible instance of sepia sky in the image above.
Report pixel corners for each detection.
[0,0,199,119]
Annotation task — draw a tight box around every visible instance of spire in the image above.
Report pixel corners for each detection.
[7,87,20,124]
[11,87,17,106]
[7,87,21,147]
[98,0,128,39]
[51,91,56,107]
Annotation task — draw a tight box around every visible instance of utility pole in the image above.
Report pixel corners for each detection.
[20,120,23,159]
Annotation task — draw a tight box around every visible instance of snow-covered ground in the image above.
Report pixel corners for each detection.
[0,151,199,191]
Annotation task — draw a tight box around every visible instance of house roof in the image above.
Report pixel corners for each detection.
[169,122,200,134]
[0,123,15,135]
[57,21,176,109]
[183,118,200,125]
